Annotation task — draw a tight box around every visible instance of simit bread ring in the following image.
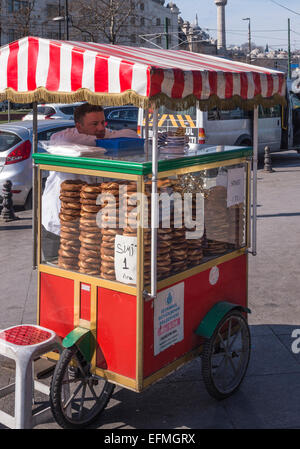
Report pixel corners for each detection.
[101,241,115,249]
[79,267,100,275]
[81,184,101,193]
[81,204,102,213]
[79,248,100,258]
[80,191,100,200]
[59,190,81,198]
[61,201,81,210]
[101,234,116,242]
[79,235,101,245]
[80,230,101,238]
[100,272,115,280]
[58,255,78,265]
[101,254,114,263]
[101,181,120,189]
[101,228,121,235]
[78,253,100,263]
[59,213,80,222]
[78,260,100,269]
[79,226,101,233]
[80,211,100,219]
[60,231,80,240]
[60,243,80,254]
[80,198,99,205]
[60,207,81,216]
[61,179,86,190]
[59,195,81,203]
[80,241,100,251]
[58,248,79,258]
[60,228,79,237]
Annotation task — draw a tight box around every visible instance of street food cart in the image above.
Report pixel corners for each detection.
[0,37,286,429]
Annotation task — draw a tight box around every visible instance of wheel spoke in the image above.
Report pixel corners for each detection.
[88,382,99,401]
[63,381,84,410]
[227,324,242,352]
[217,331,231,359]
[74,353,88,378]
[78,384,87,419]
[227,318,233,349]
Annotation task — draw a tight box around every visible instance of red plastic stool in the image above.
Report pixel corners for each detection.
[0,324,61,429]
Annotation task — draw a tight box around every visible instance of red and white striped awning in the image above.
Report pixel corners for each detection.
[0,36,286,109]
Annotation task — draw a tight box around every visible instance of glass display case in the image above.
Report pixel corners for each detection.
[33,144,252,391]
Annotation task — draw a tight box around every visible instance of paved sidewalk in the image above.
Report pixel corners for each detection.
[0,151,299,429]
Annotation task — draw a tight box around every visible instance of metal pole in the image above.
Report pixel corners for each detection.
[252,106,258,256]
[288,18,291,79]
[145,108,149,158]
[164,17,169,49]
[248,19,251,56]
[151,107,159,299]
[65,0,69,40]
[58,0,62,39]
[32,102,38,270]
[7,100,10,122]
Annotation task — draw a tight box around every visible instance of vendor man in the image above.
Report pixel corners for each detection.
[42,103,139,259]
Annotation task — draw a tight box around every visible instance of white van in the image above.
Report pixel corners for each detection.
[137,104,282,156]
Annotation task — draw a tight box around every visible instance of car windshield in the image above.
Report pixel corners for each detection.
[60,106,75,115]
[37,106,56,115]
[0,131,21,152]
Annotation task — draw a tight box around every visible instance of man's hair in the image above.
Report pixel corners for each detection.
[74,103,104,123]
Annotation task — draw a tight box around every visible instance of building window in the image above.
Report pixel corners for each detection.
[8,28,21,42]
[156,18,161,26]
[130,16,136,25]
[140,2,144,10]
[46,4,59,18]
[8,0,29,13]
[140,17,145,26]
[131,34,136,43]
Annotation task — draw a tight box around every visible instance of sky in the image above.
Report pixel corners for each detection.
[174,0,300,51]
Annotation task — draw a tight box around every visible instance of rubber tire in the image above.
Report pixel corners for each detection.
[50,346,115,429]
[201,310,251,400]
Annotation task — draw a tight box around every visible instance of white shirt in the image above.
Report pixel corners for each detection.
[42,127,139,235]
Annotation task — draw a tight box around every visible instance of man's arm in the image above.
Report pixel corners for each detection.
[50,127,97,146]
[105,128,139,139]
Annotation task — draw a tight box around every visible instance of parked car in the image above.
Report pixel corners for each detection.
[0,120,75,209]
[104,106,138,131]
[22,102,84,121]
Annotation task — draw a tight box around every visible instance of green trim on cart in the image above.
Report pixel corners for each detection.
[195,301,251,339]
[32,147,252,175]
[62,327,94,362]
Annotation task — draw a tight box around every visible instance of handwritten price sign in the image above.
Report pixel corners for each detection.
[114,235,137,284]
[227,167,245,207]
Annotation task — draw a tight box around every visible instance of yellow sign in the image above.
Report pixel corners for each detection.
[143,114,196,128]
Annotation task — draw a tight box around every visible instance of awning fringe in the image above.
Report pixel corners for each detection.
[0,87,286,111]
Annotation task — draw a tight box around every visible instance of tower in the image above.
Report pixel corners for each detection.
[214,0,227,53]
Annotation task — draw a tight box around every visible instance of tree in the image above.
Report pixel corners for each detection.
[69,0,142,44]
[6,0,37,38]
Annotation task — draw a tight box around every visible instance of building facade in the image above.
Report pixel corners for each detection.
[178,16,217,55]
[0,0,179,49]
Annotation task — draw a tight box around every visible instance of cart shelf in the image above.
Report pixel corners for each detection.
[33,145,252,175]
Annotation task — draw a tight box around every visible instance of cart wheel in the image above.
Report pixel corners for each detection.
[50,345,115,429]
[201,309,251,400]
